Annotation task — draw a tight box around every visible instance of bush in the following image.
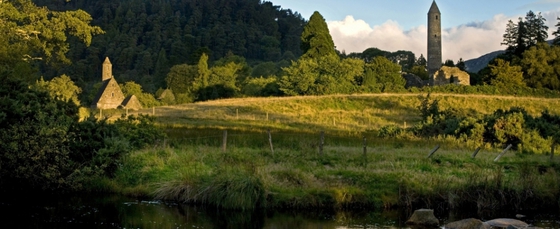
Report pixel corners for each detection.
[0,74,80,191]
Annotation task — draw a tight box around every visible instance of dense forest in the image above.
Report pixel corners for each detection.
[33,0,306,93]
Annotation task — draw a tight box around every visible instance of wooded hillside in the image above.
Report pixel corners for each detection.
[34,0,306,92]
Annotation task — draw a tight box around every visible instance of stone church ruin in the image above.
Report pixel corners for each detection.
[91,57,142,110]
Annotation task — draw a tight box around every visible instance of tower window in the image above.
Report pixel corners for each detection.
[436,15,438,20]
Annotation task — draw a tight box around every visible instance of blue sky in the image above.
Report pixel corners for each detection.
[270,0,560,61]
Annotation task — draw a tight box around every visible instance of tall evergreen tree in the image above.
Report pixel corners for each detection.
[502,20,518,53]
[525,11,548,45]
[515,18,529,56]
[502,11,548,58]
[300,11,337,59]
[553,17,560,46]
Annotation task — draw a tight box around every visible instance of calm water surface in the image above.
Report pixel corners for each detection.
[1,194,559,229]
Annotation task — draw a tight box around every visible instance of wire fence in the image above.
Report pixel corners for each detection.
[164,128,558,163]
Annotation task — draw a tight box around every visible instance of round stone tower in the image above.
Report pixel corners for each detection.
[427,0,442,85]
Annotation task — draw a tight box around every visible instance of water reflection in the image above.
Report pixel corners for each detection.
[0,194,558,229]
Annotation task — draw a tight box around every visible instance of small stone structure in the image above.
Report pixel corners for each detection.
[121,95,143,110]
[432,66,470,86]
[91,57,143,110]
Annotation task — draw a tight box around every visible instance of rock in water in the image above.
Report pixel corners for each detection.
[444,218,491,229]
[406,209,439,226]
[485,218,528,228]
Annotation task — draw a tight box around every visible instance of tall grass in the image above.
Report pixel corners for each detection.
[102,131,560,211]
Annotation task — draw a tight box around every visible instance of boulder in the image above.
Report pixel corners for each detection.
[485,218,528,228]
[444,218,491,229]
[406,209,439,227]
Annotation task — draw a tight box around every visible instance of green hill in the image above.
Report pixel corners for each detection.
[124,93,560,133]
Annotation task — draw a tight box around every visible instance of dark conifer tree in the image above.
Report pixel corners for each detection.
[553,17,560,46]
[300,11,337,59]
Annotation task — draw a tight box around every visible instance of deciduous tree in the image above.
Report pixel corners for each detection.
[487,59,525,88]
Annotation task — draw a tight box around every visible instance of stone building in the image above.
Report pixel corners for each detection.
[91,57,142,110]
[433,66,470,86]
[427,1,442,85]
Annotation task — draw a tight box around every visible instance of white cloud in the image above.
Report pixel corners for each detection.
[328,10,560,61]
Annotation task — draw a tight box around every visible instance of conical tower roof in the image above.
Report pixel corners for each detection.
[428,1,440,14]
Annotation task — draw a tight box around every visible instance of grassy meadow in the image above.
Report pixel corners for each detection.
[94,93,560,210]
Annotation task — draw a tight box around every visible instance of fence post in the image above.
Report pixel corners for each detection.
[319,131,325,156]
[363,136,367,166]
[152,107,155,116]
[236,109,239,119]
[471,147,482,158]
[494,144,513,162]
[268,129,274,155]
[427,145,440,158]
[222,130,228,153]
[99,109,103,119]
[266,112,269,121]
[551,143,556,161]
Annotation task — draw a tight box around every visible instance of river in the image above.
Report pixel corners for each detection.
[1,194,558,228]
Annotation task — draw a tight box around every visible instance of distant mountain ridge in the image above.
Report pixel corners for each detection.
[464,50,505,73]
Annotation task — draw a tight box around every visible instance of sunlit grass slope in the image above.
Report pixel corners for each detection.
[129,93,560,134]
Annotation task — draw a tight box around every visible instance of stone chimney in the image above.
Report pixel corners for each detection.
[102,57,112,81]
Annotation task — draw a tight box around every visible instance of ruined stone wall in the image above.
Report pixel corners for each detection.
[433,66,470,86]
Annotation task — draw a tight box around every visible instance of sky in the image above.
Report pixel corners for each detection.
[270,0,560,61]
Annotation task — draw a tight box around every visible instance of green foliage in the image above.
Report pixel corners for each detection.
[0,73,79,191]
[361,57,405,92]
[34,0,305,89]
[0,73,165,192]
[279,55,363,95]
[242,77,280,97]
[521,42,560,90]
[34,74,82,106]
[300,11,337,59]
[0,0,103,74]
[411,95,558,153]
[487,59,526,88]
[251,61,282,78]
[409,65,428,80]
[166,64,197,96]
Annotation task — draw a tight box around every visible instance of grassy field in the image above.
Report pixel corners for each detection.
[95,93,560,210]
[117,93,560,132]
